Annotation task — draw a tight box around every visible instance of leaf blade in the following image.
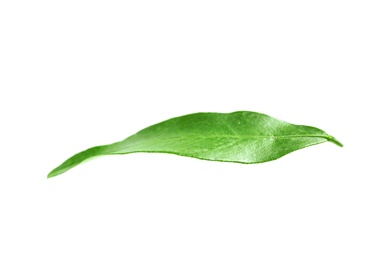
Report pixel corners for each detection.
[47,111,342,178]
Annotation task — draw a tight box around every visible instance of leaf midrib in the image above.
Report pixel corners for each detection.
[109,134,330,154]
[134,134,329,140]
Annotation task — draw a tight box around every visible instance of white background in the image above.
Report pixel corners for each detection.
[1,1,389,259]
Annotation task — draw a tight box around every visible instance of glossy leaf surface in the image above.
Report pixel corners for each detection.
[48,111,342,178]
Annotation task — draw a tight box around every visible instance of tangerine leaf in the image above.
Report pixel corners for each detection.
[48,111,342,178]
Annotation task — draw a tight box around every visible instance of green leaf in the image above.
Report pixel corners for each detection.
[48,111,342,178]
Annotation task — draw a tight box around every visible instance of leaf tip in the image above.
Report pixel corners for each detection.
[47,168,63,179]
[327,135,343,147]
[47,172,56,179]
